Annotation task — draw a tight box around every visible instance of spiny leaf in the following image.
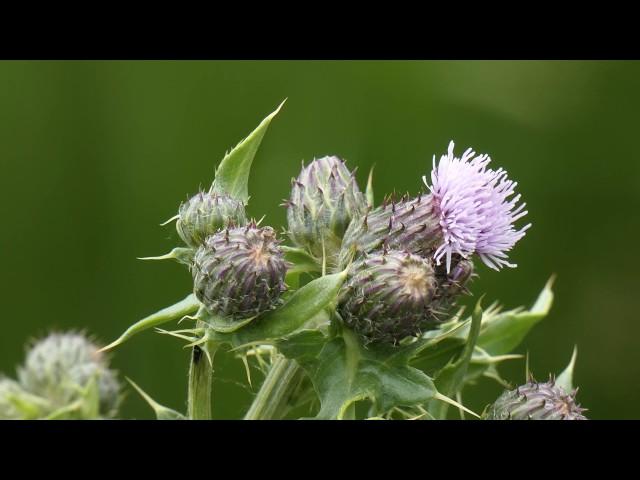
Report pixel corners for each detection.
[138,247,194,266]
[226,270,348,346]
[211,99,286,202]
[100,294,200,352]
[556,346,578,393]
[429,298,483,418]
[127,378,186,420]
[278,328,440,419]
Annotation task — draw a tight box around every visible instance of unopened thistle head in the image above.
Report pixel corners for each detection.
[176,191,246,247]
[339,193,442,269]
[426,141,530,271]
[286,156,367,265]
[485,377,587,420]
[339,142,530,273]
[17,332,121,417]
[337,250,439,345]
[192,224,288,319]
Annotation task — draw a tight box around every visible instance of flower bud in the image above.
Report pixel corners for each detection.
[286,156,367,265]
[485,378,587,420]
[338,193,442,270]
[17,332,121,417]
[0,378,27,419]
[337,250,439,345]
[192,224,288,319]
[177,191,246,247]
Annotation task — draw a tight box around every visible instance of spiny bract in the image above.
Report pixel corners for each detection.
[337,249,440,345]
[177,191,246,247]
[485,378,587,420]
[286,156,367,266]
[338,193,442,270]
[192,224,288,320]
[17,332,121,417]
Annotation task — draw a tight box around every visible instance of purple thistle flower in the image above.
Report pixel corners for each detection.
[424,141,531,272]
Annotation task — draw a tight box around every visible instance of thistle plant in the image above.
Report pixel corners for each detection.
[3,100,588,420]
[0,332,121,419]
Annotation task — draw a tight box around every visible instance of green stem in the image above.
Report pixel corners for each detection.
[244,355,302,420]
[187,339,218,420]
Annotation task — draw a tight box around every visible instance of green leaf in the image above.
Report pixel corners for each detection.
[211,100,286,202]
[127,378,186,420]
[477,276,554,355]
[556,346,578,393]
[281,246,321,276]
[138,247,195,266]
[228,269,348,345]
[101,294,200,352]
[429,299,483,418]
[279,328,440,419]
[198,307,257,333]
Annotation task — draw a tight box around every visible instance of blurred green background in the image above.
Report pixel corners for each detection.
[0,61,638,419]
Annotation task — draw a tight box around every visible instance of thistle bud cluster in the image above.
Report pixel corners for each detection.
[485,377,587,420]
[0,332,120,419]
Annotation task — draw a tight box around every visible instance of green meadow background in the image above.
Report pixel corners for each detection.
[1,61,638,419]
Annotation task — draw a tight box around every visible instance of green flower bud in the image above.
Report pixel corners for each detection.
[17,332,121,418]
[177,191,246,247]
[192,224,288,319]
[286,156,367,265]
[485,378,587,420]
[339,193,442,269]
[0,378,27,419]
[337,250,439,345]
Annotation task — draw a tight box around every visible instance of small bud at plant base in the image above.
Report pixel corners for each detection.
[17,332,121,418]
[341,142,530,273]
[0,378,28,419]
[177,191,246,247]
[485,378,587,420]
[337,250,439,345]
[286,156,367,265]
[192,224,288,319]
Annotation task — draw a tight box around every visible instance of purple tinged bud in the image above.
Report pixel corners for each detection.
[337,250,439,345]
[192,225,288,319]
[485,380,587,420]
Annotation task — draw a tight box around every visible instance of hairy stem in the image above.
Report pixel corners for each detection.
[244,355,302,420]
[187,339,218,420]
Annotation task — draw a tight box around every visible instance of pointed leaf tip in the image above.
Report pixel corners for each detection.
[211,100,287,202]
[556,346,578,393]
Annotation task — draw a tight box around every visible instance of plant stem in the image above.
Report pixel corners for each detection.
[244,355,302,420]
[187,339,218,420]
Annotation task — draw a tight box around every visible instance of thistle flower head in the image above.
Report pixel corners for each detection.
[17,332,121,417]
[177,191,246,248]
[192,224,288,319]
[337,249,439,345]
[485,377,587,420]
[424,141,531,271]
[286,156,367,265]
